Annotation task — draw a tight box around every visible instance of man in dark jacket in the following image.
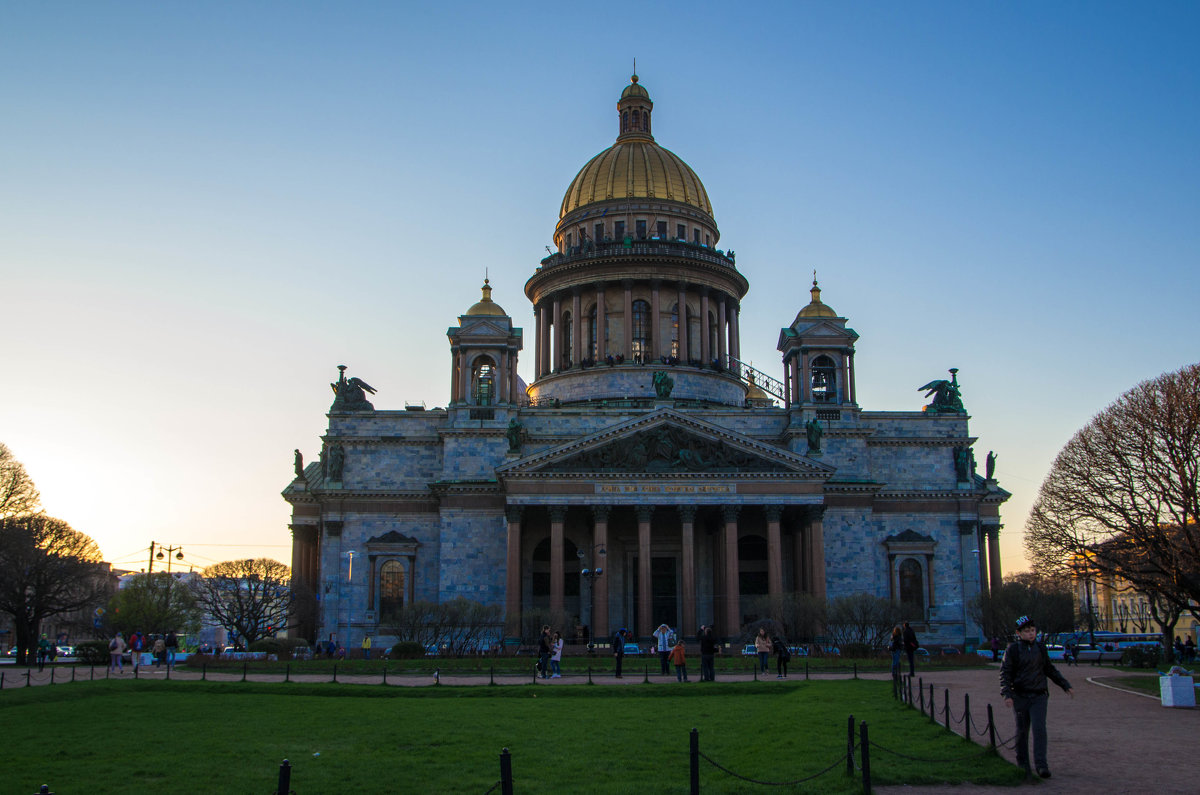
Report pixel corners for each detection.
[902,621,919,676]
[698,625,718,682]
[612,628,627,678]
[1000,616,1073,779]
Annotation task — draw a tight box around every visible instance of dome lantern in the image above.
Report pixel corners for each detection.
[465,278,507,317]
[617,74,653,142]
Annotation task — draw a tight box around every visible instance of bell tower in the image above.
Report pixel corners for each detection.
[447,279,524,409]
[777,277,859,411]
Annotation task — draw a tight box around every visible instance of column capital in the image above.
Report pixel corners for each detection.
[591,505,610,523]
[677,505,697,523]
[505,505,524,524]
[764,505,784,522]
[722,505,740,523]
[805,505,826,522]
[635,505,655,523]
[957,519,978,535]
[549,506,568,523]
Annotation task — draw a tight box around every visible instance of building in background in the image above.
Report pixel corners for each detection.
[284,76,1009,649]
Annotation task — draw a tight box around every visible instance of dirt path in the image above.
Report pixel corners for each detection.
[873,665,1199,794]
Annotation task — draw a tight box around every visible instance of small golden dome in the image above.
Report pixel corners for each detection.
[465,279,507,317]
[796,278,837,319]
[621,74,650,100]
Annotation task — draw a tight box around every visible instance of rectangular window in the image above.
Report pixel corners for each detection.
[656,221,667,238]
[705,234,710,247]
[566,234,572,249]
[636,220,647,239]
[693,228,701,244]
[677,224,686,239]
[595,223,604,242]
[614,221,626,240]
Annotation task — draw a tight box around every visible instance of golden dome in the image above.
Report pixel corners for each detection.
[465,279,507,317]
[796,278,837,319]
[559,76,713,220]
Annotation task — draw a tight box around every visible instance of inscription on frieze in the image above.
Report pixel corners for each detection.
[552,426,789,473]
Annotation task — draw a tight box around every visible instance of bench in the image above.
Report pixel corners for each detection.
[1073,649,1123,665]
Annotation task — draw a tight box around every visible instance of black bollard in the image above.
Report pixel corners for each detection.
[944,688,951,730]
[500,747,513,795]
[333,663,338,684]
[643,665,650,684]
[689,728,700,795]
[202,662,206,681]
[859,721,871,794]
[853,662,857,679]
[242,663,248,683]
[918,679,924,713]
[846,714,855,777]
[49,668,54,686]
[26,670,31,687]
[275,759,291,795]
[382,666,387,686]
[987,703,996,749]
[805,659,810,680]
[929,683,935,723]
[587,666,593,685]
[964,693,971,738]
[286,664,291,684]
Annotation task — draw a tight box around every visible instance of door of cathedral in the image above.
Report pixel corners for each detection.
[632,556,679,632]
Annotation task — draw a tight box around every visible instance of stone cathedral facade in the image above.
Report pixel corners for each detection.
[284,76,1009,649]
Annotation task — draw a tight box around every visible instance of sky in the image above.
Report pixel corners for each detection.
[2,2,1197,577]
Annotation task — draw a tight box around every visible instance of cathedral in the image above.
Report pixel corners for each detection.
[284,75,1008,650]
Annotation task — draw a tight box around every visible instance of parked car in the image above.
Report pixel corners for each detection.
[622,642,643,656]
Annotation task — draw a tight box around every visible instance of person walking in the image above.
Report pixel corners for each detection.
[1000,615,1073,779]
[362,635,372,660]
[537,625,552,679]
[698,625,717,682]
[613,628,627,678]
[129,630,144,672]
[653,623,673,675]
[902,621,919,676]
[164,631,178,669]
[670,638,689,682]
[550,631,564,678]
[108,632,126,674]
[754,627,772,674]
[152,635,167,668]
[36,634,51,672]
[772,636,791,679]
[889,625,904,679]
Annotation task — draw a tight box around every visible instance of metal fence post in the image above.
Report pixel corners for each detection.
[944,688,951,730]
[382,666,387,686]
[853,662,858,679]
[26,670,31,687]
[929,683,936,723]
[964,693,971,738]
[333,663,338,684]
[500,747,513,795]
[987,703,996,749]
[587,666,593,685]
[846,715,855,777]
[285,664,291,684]
[242,663,248,683]
[805,659,810,680]
[201,662,206,681]
[918,679,924,713]
[644,665,650,684]
[690,728,700,795]
[274,758,291,795]
[859,721,871,794]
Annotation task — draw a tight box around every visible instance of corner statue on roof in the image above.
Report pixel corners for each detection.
[919,368,966,414]
[330,365,376,412]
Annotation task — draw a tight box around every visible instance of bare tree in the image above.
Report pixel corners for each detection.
[1027,363,1200,610]
[190,558,292,648]
[0,443,40,518]
[0,514,108,664]
[825,593,902,652]
[745,592,827,643]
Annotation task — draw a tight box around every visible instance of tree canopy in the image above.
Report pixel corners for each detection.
[190,558,291,648]
[1026,362,1200,611]
[0,442,40,519]
[107,572,202,638]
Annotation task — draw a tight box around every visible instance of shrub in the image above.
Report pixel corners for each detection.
[1121,645,1163,668]
[391,641,425,659]
[248,638,285,657]
[75,640,110,665]
[840,642,874,658]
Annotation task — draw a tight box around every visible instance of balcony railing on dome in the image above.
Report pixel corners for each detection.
[724,355,786,402]
[538,238,738,270]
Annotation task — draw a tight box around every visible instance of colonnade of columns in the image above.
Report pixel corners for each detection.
[532,282,743,379]
[966,522,1003,596]
[504,503,826,640]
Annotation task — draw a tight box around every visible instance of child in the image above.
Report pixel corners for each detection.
[669,639,689,682]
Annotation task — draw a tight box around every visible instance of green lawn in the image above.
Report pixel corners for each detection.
[2,679,1022,793]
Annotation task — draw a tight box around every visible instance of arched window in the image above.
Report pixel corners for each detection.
[708,311,718,362]
[899,559,924,613]
[379,560,406,622]
[561,310,573,369]
[472,356,496,406]
[632,109,640,129]
[811,355,836,403]
[631,299,651,360]
[622,111,629,132]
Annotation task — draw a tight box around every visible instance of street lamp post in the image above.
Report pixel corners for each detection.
[577,546,606,649]
[149,542,184,574]
[343,550,358,651]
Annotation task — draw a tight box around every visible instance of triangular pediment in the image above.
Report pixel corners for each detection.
[450,318,512,338]
[497,409,834,478]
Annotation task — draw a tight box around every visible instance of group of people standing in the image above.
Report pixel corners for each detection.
[107,630,179,673]
[536,626,565,679]
[753,627,793,678]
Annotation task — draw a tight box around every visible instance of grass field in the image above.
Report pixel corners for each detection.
[1,678,1022,793]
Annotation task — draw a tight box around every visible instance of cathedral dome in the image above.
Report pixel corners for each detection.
[464,279,507,317]
[559,75,714,221]
[795,279,837,320]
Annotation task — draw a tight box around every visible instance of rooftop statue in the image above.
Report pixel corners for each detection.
[918,368,966,414]
[330,365,376,412]
[805,418,823,453]
[293,449,304,478]
[652,370,674,399]
[985,450,997,480]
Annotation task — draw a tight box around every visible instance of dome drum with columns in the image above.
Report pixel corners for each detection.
[284,74,1010,653]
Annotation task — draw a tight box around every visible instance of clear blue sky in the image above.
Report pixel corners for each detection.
[2,2,1196,576]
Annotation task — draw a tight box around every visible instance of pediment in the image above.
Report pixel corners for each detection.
[498,409,834,478]
[450,318,512,338]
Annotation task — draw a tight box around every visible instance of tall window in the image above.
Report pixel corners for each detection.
[588,306,598,359]
[472,358,496,406]
[677,223,686,240]
[693,228,701,244]
[614,221,626,240]
[622,111,629,133]
[708,311,718,362]
[899,559,924,614]
[635,220,647,239]
[656,221,667,238]
[595,222,604,242]
[669,303,679,358]
[811,355,836,403]
[379,560,406,622]
[631,299,651,359]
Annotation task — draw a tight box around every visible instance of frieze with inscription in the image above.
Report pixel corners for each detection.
[550,426,790,473]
